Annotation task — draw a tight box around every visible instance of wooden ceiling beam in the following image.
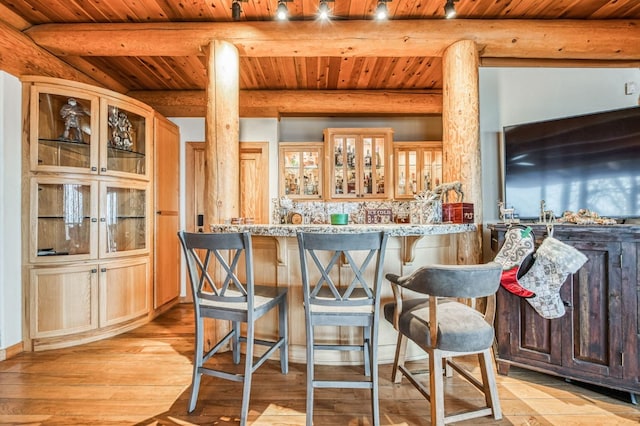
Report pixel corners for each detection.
[127,89,443,117]
[26,20,640,61]
[0,20,99,86]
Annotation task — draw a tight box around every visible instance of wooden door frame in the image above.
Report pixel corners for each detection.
[185,141,203,234]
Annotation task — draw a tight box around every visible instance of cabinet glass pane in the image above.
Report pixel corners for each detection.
[37,93,92,168]
[105,187,146,253]
[372,136,385,195]
[397,151,407,195]
[302,150,320,196]
[333,137,348,195]
[408,151,417,195]
[363,137,373,194]
[37,183,92,256]
[431,150,443,188]
[345,137,357,195]
[106,105,146,175]
[283,151,301,195]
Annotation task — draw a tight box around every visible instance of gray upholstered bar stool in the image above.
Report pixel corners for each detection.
[178,231,288,426]
[297,231,389,426]
[384,262,503,426]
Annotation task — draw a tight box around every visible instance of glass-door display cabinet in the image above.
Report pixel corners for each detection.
[22,76,155,351]
[324,128,393,199]
[279,142,323,199]
[394,141,442,199]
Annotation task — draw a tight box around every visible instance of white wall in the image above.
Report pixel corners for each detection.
[479,67,640,260]
[169,117,279,296]
[0,71,23,351]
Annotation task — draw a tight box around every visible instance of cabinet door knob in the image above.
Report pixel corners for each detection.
[91,268,98,273]
[100,218,106,222]
[91,166,97,171]
[91,218,98,222]
[101,268,107,273]
[101,167,107,172]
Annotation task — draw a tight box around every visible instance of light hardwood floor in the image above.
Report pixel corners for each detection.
[0,304,638,425]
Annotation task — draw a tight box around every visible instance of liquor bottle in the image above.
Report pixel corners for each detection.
[364,149,372,166]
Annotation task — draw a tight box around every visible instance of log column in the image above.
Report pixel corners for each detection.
[442,39,482,264]
[204,40,240,227]
[203,40,240,349]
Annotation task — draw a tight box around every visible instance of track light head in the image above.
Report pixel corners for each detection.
[231,0,242,21]
[276,0,289,20]
[317,0,333,21]
[375,0,389,20]
[444,0,458,19]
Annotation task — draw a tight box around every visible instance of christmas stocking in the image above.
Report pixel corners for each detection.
[518,236,588,319]
[493,226,536,298]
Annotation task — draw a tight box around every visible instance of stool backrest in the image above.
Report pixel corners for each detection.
[178,231,254,308]
[397,262,502,299]
[297,232,389,309]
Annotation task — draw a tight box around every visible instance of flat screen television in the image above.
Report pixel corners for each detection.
[503,106,640,221]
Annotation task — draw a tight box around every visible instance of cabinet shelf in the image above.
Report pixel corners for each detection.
[107,146,145,158]
[38,215,91,220]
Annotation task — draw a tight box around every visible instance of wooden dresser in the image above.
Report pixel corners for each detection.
[490,223,639,396]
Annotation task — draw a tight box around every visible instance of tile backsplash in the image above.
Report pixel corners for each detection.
[272,198,442,225]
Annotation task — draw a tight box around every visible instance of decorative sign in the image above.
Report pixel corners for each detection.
[365,208,393,224]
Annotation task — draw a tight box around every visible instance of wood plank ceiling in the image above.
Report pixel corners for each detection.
[1,0,639,116]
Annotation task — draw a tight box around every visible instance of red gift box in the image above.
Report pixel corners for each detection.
[442,203,474,223]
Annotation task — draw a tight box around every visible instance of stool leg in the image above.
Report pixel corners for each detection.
[188,317,204,412]
[240,320,255,426]
[279,298,289,374]
[306,324,315,426]
[479,349,502,420]
[363,325,371,377]
[429,349,445,426]
[392,333,408,384]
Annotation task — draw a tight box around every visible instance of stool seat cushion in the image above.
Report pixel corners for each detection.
[384,299,494,353]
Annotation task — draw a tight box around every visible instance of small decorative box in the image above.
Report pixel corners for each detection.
[442,203,474,224]
[365,208,393,224]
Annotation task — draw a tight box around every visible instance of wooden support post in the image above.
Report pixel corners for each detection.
[204,40,240,227]
[442,39,482,265]
[203,39,240,350]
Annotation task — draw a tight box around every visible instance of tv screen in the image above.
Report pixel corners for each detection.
[504,106,640,220]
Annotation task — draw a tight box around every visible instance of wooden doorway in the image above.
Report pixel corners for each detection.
[185,141,270,233]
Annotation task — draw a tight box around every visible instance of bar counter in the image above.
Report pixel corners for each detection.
[210,222,476,237]
[209,222,477,364]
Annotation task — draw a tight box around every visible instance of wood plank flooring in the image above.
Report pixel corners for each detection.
[0,304,638,425]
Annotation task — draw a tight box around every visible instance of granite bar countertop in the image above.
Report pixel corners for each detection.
[209,223,477,237]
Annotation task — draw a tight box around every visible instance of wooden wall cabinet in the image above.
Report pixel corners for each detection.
[394,141,442,199]
[324,128,392,200]
[490,224,639,396]
[22,77,157,351]
[279,142,323,199]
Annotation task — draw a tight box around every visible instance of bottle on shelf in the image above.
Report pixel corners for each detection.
[364,149,372,166]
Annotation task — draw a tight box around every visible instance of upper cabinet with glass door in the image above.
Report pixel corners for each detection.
[29,84,99,174]
[27,78,152,181]
[394,141,442,199]
[324,128,393,200]
[279,142,324,200]
[100,97,151,180]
